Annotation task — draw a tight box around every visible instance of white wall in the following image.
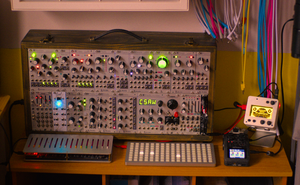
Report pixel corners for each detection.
[0,0,296,52]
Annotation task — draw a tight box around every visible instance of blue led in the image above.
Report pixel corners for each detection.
[55,100,63,108]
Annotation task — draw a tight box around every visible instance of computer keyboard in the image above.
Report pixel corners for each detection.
[125,142,216,166]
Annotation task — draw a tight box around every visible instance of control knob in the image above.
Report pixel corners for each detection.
[95,67,101,72]
[173,69,178,75]
[90,112,95,118]
[89,98,95,104]
[119,62,125,69]
[46,71,52,76]
[148,109,154,115]
[181,69,186,75]
[147,61,153,68]
[186,60,193,67]
[95,57,102,64]
[189,70,195,76]
[72,58,79,65]
[30,66,35,71]
[37,71,43,76]
[123,69,129,75]
[62,74,68,80]
[139,117,145,123]
[138,56,145,63]
[175,60,181,67]
[108,57,114,65]
[143,69,148,75]
[79,66,85,72]
[148,117,154,123]
[157,117,163,124]
[164,71,170,77]
[204,65,209,72]
[90,118,95,124]
[115,55,121,61]
[158,100,163,107]
[139,109,145,115]
[118,99,123,104]
[130,61,137,68]
[54,66,60,72]
[157,108,163,115]
[198,58,204,65]
[135,68,140,74]
[68,117,75,124]
[118,107,123,113]
[41,64,47,70]
[118,116,123,121]
[48,58,55,65]
[41,54,47,60]
[85,58,92,65]
[88,68,93,74]
[62,57,68,63]
[118,124,123,129]
[68,101,75,109]
[109,67,114,73]
[71,68,77,73]
[167,99,178,110]
[32,58,40,65]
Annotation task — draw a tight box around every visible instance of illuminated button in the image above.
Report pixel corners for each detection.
[55,100,63,108]
[156,56,169,69]
[31,52,37,58]
[51,52,56,58]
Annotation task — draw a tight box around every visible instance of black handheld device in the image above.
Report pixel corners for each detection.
[223,129,250,166]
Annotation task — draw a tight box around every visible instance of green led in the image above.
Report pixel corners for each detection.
[42,82,45,85]
[148,54,153,60]
[78,82,81,86]
[56,58,59,61]
[103,59,106,62]
[156,56,169,69]
[83,103,87,107]
[175,56,178,58]
[49,66,52,69]
[31,52,37,58]
[51,52,56,58]
[89,83,93,86]
[83,98,86,102]
[55,82,57,85]
[78,125,81,128]
[51,82,53,85]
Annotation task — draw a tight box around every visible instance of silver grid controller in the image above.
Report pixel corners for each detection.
[125,142,216,166]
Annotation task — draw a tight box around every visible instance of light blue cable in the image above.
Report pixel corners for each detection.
[200,0,216,38]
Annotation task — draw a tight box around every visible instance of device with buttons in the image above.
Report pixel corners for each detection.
[223,128,250,166]
[22,30,216,141]
[244,96,279,130]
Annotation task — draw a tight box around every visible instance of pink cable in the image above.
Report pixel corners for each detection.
[208,0,219,38]
[210,2,224,35]
[266,0,273,98]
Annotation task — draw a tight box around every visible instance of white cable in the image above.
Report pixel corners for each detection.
[214,0,223,39]
[192,0,211,35]
[227,0,243,40]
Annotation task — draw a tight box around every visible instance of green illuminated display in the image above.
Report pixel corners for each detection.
[156,56,169,69]
[139,99,157,105]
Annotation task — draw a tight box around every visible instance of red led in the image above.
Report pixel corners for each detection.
[87,54,91,57]
[35,96,38,99]
[80,59,84,63]
[113,126,116,129]
[33,152,38,155]
[72,53,76,56]
[189,55,194,59]
[36,65,40,69]
[39,96,42,99]
[174,111,179,118]
[113,118,116,121]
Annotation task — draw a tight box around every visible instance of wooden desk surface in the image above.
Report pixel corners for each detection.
[0,95,10,121]
[10,136,292,178]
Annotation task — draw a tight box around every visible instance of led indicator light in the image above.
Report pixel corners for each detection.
[175,56,178,58]
[55,100,63,108]
[189,55,194,59]
[83,103,87,107]
[148,54,153,60]
[36,65,40,69]
[88,54,91,57]
[31,52,37,58]
[156,56,169,69]
[51,52,56,58]
[49,66,52,69]
[103,59,106,62]
[83,98,87,103]
[80,59,84,63]
[72,53,76,57]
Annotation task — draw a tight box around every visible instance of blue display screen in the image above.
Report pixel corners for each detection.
[229,149,245,159]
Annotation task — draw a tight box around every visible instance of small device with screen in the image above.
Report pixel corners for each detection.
[223,128,250,166]
[244,96,279,129]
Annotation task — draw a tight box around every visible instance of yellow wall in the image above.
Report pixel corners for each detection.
[0,49,298,156]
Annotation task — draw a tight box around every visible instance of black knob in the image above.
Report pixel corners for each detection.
[109,67,114,73]
[89,98,95,104]
[139,117,145,122]
[68,101,75,109]
[90,112,95,118]
[148,117,154,123]
[164,71,170,77]
[88,68,93,74]
[198,58,204,65]
[95,57,102,64]
[54,66,60,72]
[46,71,52,76]
[181,69,186,75]
[173,69,178,75]
[30,66,35,71]
[204,65,209,72]
[189,70,195,76]
[48,58,55,65]
[157,117,163,123]
[186,60,193,67]
[143,69,148,75]
[72,58,79,65]
[139,109,145,115]
[41,64,47,69]
[85,58,92,65]
[90,118,95,124]
[89,105,96,111]
[119,62,125,69]
[115,55,121,61]
[119,116,123,121]
[118,99,123,104]
[41,54,47,60]
[62,57,68,63]
[158,100,163,107]
[267,121,272,125]
[62,74,68,80]
[118,124,123,129]
[79,66,85,72]
[96,67,101,72]
[260,120,265,125]
[32,58,40,65]
[108,57,114,65]
[71,68,77,73]
[118,107,123,113]
[157,108,163,115]
[148,109,154,115]
[138,56,145,63]
[130,61,137,68]
[167,99,178,110]
[147,61,153,68]
[69,117,75,124]
[135,68,140,74]
[123,69,129,75]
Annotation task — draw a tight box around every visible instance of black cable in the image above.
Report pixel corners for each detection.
[280,18,294,127]
[257,82,278,97]
[8,99,24,156]
[13,138,27,155]
[214,107,240,111]
[249,134,276,142]
[250,136,283,156]
[90,29,148,42]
